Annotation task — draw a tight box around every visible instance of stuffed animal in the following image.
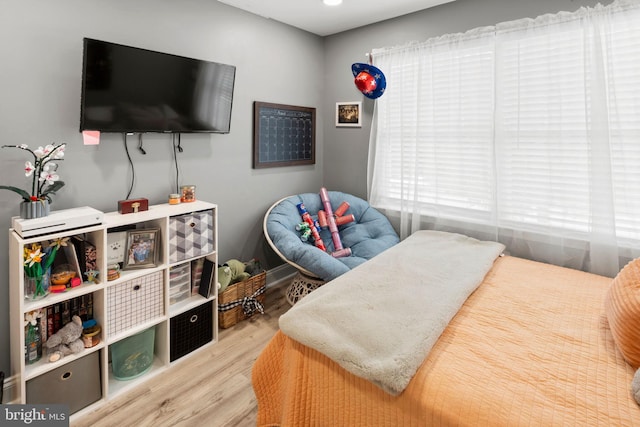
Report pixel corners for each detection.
[44,315,84,362]
[218,258,264,293]
[218,260,249,293]
[244,258,263,276]
[227,259,250,284]
[218,264,233,293]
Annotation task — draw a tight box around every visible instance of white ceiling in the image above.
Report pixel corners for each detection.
[217,0,456,37]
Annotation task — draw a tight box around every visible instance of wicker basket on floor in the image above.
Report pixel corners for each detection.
[218,271,267,329]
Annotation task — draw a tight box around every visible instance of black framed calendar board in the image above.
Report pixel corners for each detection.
[253,101,316,168]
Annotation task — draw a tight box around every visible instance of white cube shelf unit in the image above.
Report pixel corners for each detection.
[8,200,218,419]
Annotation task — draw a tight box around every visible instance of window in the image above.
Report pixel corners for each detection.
[369,2,640,276]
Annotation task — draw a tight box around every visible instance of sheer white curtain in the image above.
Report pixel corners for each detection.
[368,0,640,277]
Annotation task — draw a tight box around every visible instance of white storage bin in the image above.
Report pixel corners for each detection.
[168,211,214,263]
[107,271,164,336]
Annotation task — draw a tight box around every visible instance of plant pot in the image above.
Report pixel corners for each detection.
[20,200,50,219]
[24,268,51,301]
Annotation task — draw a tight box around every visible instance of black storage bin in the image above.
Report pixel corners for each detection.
[170,303,213,362]
[26,351,102,414]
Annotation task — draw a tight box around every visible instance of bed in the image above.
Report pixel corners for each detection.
[252,230,640,426]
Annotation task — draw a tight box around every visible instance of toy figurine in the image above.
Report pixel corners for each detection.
[84,269,99,283]
[297,203,327,251]
[296,222,313,241]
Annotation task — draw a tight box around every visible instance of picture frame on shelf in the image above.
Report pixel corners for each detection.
[336,101,362,127]
[123,229,159,270]
[106,231,128,267]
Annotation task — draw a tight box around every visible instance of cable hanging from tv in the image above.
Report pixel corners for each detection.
[172,134,182,194]
[137,134,146,155]
[123,133,135,200]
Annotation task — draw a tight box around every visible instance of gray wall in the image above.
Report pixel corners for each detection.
[0,0,610,382]
[323,0,609,199]
[0,0,324,377]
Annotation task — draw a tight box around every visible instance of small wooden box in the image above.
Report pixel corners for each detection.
[118,198,149,214]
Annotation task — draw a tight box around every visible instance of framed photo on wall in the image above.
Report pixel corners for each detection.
[336,102,362,127]
[123,229,159,270]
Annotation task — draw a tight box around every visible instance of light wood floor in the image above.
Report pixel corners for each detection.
[72,280,290,427]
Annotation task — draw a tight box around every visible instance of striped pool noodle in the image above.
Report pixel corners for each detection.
[319,187,343,251]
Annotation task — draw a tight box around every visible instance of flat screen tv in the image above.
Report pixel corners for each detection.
[80,38,236,133]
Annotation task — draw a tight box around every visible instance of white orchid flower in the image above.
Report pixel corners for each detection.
[53,145,65,159]
[39,170,59,185]
[24,161,35,177]
[33,146,45,159]
[43,162,58,172]
[43,144,55,156]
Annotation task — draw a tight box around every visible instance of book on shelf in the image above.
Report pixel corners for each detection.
[40,295,96,344]
[198,258,215,298]
[61,300,70,326]
[39,315,47,343]
[70,297,79,319]
[191,258,204,296]
[88,293,93,319]
[46,307,54,339]
[53,304,61,333]
[79,295,88,322]
[71,235,98,282]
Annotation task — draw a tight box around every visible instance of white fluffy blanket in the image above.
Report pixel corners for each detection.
[279,230,505,395]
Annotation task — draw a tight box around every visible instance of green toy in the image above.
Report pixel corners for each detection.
[227,259,250,284]
[218,258,264,293]
[218,264,233,293]
[218,259,249,293]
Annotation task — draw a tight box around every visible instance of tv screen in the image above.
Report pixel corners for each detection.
[80,38,236,133]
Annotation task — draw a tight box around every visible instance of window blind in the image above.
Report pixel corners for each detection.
[370,2,640,253]
[371,33,496,226]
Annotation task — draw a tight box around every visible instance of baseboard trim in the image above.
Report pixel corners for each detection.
[2,373,18,404]
[266,263,296,288]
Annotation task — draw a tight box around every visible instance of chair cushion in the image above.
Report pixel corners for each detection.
[266,191,399,281]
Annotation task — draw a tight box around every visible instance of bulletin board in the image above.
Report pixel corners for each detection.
[253,101,316,168]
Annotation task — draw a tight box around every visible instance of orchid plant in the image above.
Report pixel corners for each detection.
[0,143,66,203]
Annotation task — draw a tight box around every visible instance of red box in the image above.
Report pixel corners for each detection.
[118,198,149,214]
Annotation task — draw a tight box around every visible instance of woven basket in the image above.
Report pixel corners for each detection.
[218,271,267,329]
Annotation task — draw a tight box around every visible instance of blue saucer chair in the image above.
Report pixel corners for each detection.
[263,191,399,304]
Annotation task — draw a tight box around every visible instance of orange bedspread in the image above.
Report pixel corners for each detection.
[252,256,640,426]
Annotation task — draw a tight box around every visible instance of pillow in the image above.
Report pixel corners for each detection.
[632,368,640,406]
[605,258,640,368]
